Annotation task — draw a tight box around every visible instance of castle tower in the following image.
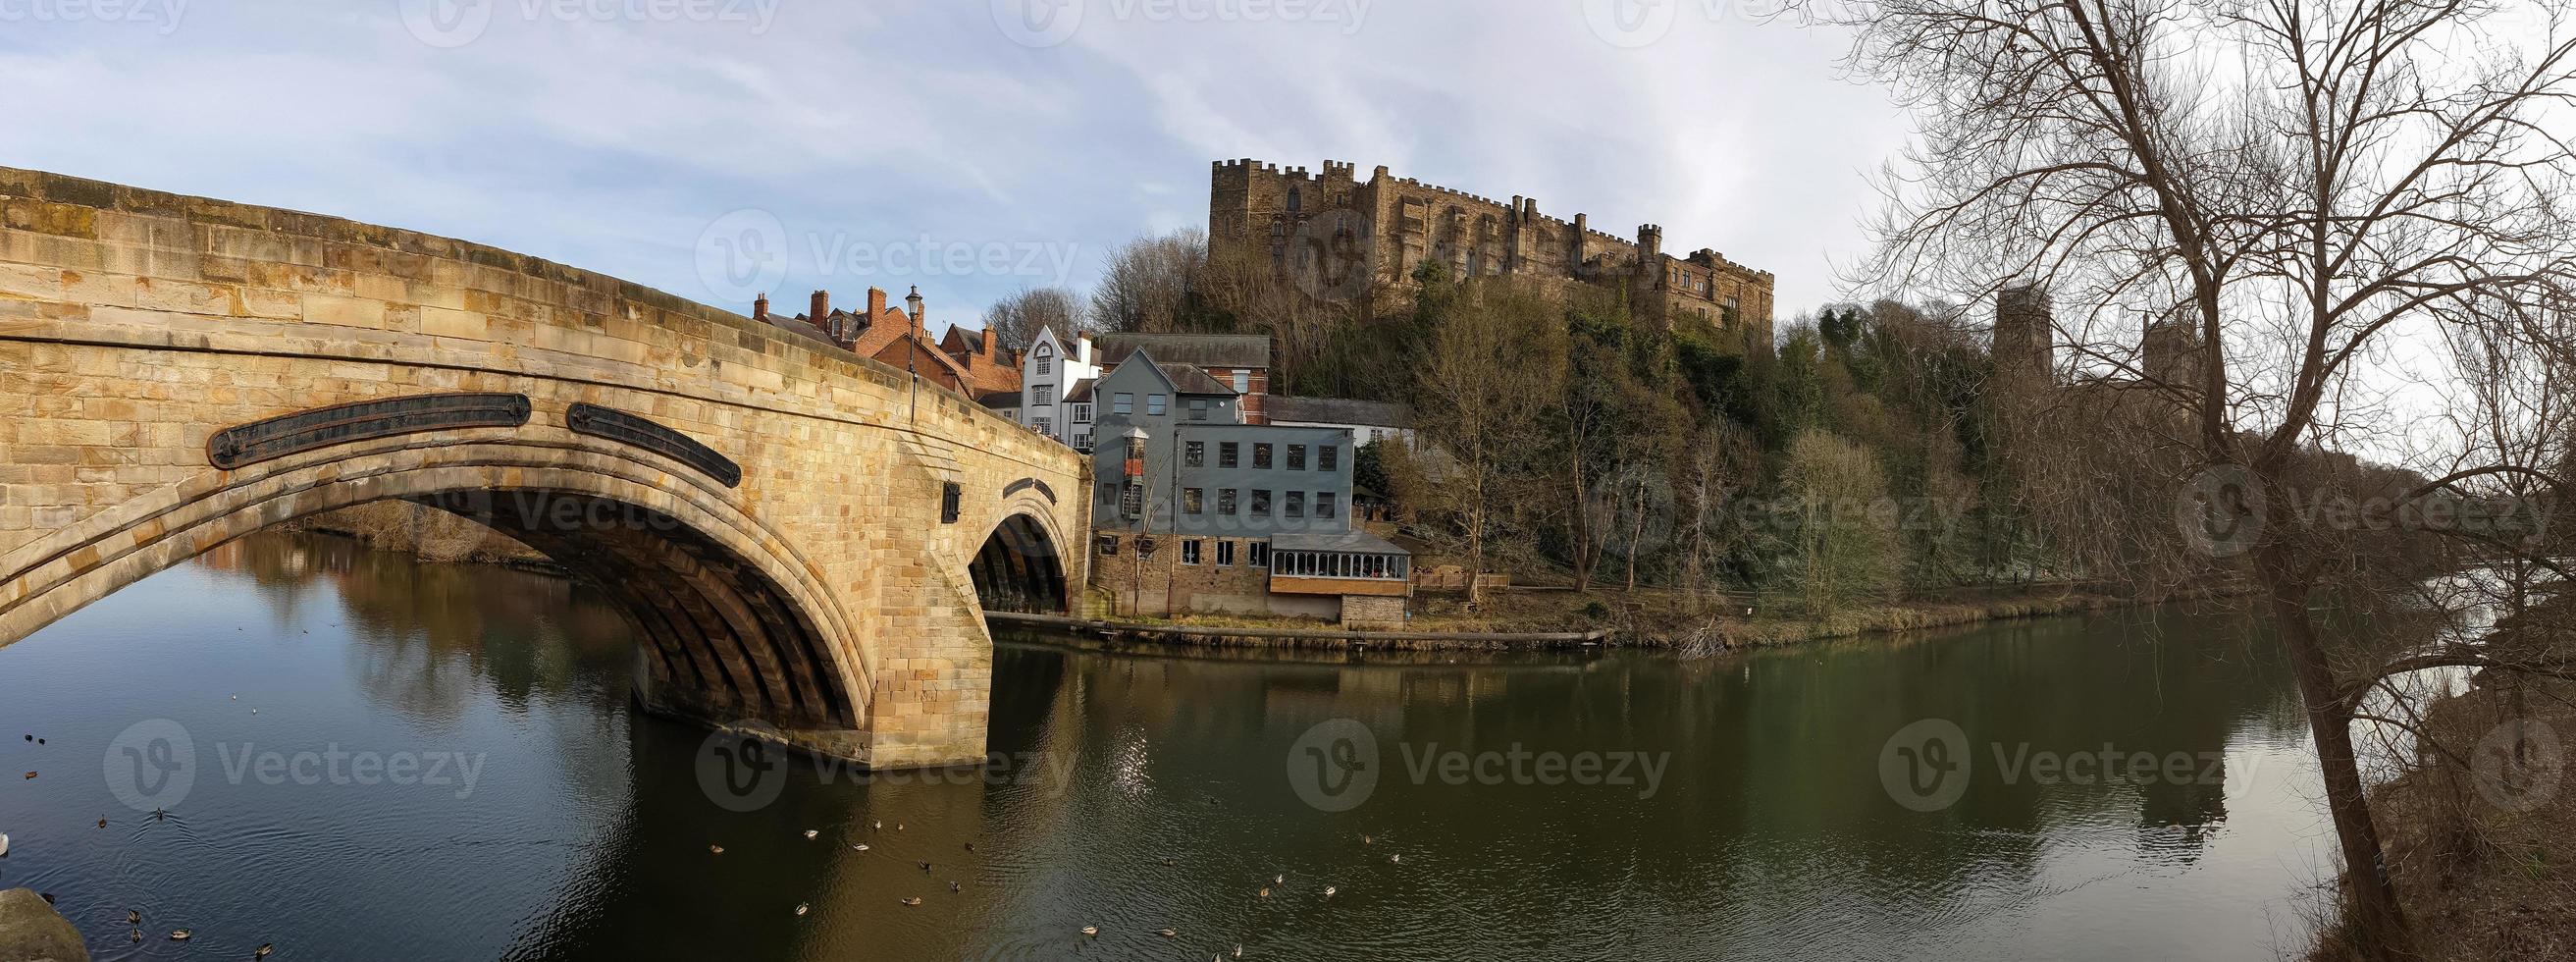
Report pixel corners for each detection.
[2143,308,2207,391]
[1994,284,2055,381]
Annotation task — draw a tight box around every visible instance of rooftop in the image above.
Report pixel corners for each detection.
[1266,396,1409,428]
[1270,529,1410,556]
[1097,333,1272,370]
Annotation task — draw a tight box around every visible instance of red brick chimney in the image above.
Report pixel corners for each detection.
[867,287,888,326]
[979,326,996,356]
[809,290,829,326]
[753,293,768,322]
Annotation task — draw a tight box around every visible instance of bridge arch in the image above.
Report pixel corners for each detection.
[0,438,876,751]
[970,508,1072,615]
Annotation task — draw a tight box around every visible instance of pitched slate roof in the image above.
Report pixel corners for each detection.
[1154,361,1235,395]
[1096,333,1271,369]
[1267,396,1410,428]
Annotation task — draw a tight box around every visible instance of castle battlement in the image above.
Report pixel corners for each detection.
[1209,157,1777,349]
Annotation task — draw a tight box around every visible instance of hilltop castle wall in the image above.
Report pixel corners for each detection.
[1209,159,1775,352]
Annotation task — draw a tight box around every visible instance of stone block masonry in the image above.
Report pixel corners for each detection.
[0,166,1092,770]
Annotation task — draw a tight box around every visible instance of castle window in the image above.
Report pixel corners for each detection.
[1288,187,1302,213]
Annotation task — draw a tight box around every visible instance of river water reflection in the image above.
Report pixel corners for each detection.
[0,532,2332,960]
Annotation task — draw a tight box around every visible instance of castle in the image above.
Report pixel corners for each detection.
[1992,282,2208,392]
[1208,159,1775,352]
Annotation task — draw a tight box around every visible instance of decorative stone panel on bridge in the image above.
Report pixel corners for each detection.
[0,167,1091,769]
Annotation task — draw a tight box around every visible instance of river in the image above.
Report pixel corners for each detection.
[0,531,2334,960]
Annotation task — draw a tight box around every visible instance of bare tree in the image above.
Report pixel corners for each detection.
[982,286,1087,350]
[1406,281,1566,606]
[1817,0,2576,950]
[1091,229,1210,334]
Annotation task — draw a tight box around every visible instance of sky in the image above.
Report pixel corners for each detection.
[0,0,1908,331]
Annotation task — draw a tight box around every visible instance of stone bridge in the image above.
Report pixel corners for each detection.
[0,168,1091,769]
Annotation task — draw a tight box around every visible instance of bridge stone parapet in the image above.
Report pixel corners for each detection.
[0,167,1090,769]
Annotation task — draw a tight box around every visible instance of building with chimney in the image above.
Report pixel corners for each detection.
[752,286,1020,396]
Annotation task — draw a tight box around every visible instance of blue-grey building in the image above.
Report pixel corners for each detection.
[1084,348,1409,625]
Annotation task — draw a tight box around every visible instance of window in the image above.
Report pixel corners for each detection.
[1034,345,1053,376]
[1234,370,1250,393]
[941,482,962,524]
[1220,443,1239,468]
[1032,416,1053,435]
[1185,441,1205,467]
[1183,488,1203,514]
[1147,395,1167,416]
[1031,385,1053,405]
[1216,540,1235,566]
[1253,444,1274,469]
[1286,491,1305,518]
[1183,539,1202,564]
[1113,392,1135,415]
[1074,431,1091,452]
[1218,488,1238,514]
[1188,399,1209,421]
[1288,445,1306,471]
[1073,403,1092,422]
[1120,482,1144,519]
[1126,434,1147,460]
[1250,489,1272,516]
[1320,446,1339,471]
[1096,534,1119,557]
[1288,187,1302,212]
[1368,428,1385,443]
[1248,541,1268,567]
[1318,493,1338,519]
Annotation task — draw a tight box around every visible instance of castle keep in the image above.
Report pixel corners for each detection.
[1208,159,1775,350]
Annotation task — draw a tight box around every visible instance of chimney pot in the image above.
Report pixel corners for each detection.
[754,293,769,322]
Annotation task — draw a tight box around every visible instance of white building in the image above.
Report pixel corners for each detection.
[1016,326,1101,450]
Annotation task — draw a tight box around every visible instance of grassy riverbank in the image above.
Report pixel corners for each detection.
[1093,581,2220,651]
[2309,676,2576,961]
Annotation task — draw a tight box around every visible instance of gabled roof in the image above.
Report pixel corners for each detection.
[1097,333,1270,369]
[1267,396,1409,428]
[1154,361,1235,395]
[1065,377,1098,403]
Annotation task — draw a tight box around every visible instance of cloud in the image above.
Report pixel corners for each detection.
[0,0,1905,328]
